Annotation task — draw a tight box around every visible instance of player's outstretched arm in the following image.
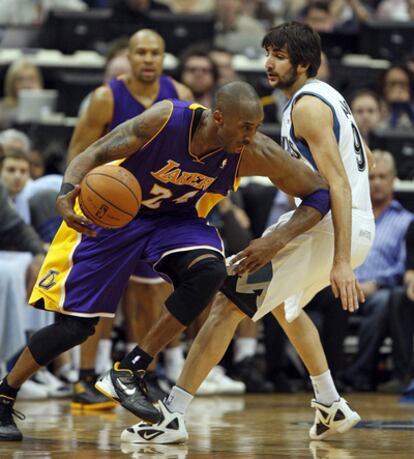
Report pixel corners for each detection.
[57,100,173,233]
[231,133,329,274]
[238,131,328,197]
[292,96,363,312]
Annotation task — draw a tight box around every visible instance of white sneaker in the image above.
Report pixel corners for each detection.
[309,397,361,440]
[32,368,72,398]
[196,379,219,395]
[121,400,189,444]
[18,380,48,400]
[206,366,246,395]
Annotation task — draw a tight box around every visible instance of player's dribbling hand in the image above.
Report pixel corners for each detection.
[56,185,96,237]
[230,235,285,275]
[330,261,364,313]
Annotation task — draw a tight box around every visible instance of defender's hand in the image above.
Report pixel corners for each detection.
[56,185,96,237]
[330,261,364,312]
[231,236,285,275]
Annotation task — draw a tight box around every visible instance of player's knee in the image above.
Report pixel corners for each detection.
[189,256,227,292]
[61,315,99,343]
[165,256,227,326]
[28,315,99,366]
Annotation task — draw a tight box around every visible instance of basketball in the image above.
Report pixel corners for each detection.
[79,165,141,229]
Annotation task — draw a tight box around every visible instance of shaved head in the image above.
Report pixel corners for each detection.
[211,81,263,154]
[214,81,261,115]
[129,29,165,53]
[128,28,165,83]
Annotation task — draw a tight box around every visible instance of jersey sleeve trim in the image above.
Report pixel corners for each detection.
[141,100,175,150]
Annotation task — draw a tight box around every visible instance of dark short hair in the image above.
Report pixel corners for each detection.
[178,48,219,84]
[379,64,414,96]
[262,22,321,78]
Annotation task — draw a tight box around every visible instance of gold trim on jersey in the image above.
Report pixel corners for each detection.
[29,200,83,314]
[196,192,226,218]
[140,100,174,150]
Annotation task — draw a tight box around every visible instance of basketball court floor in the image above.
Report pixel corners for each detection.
[1,393,413,458]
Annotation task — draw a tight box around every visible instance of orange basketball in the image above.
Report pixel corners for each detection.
[79,165,141,229]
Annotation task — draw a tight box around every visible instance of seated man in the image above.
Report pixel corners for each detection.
[343,151,414,391]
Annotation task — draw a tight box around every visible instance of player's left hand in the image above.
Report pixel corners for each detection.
[330,260,365,312]
[230,235,285,275]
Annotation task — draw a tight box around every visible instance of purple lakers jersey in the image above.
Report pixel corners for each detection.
[120,100,241,218]
[108,76,179,130]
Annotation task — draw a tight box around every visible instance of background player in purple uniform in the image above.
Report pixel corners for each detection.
[0,82,329,441]
[67,29,193,409]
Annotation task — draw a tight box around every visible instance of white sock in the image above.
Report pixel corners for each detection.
[71,345,80,371]
[310,370,340,405]
[95,339,112,375]
[165,385,193,415]
[233,338,257,363]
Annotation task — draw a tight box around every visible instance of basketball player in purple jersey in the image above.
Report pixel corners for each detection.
[67,29,193,409]
[0,82,330,441]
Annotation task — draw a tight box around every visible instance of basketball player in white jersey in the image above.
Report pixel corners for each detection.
[119,22,375,444]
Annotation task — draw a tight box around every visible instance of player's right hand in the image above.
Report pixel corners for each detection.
[56,185,96,237]
[330,261,364,313]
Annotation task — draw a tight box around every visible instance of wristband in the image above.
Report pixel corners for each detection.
[300,188,330,217]
[57,182,75,198]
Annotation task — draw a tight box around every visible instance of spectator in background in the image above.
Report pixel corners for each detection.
[0,0,87,25]
[0,129,31,154]
[27,149,46,180]
[112,0,170,23]
[0,183,44,257]
[330,0,371,30]
[240,0,278,28]
[103,38,132,81]
[380,65,414,129]
[343,151,414,391]
[179,49,219,107]
[376,0,414,21]
[299,0,371,32]
[0,60,43,129]
[301,2,336,32]
[214,0,266,56]
[78,37,132,114]
[405,52,414,79]
[350,89,382,141]
[318,51,331,82]
[399,219,414,401]
[0,147,31,223]
[209,48,239,86]
[378,219,414,394]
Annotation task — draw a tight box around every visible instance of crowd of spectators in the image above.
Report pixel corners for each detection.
[1,0,414,402]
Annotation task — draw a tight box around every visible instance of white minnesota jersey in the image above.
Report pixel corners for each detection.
[281,80,372,212]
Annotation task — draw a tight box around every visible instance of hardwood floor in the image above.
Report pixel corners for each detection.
[1,393,414,458]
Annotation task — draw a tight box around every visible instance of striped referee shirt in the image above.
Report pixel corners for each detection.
[355,200,414,288]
